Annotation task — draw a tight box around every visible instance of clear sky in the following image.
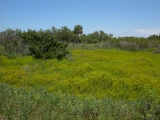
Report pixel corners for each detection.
[0,0,160,37]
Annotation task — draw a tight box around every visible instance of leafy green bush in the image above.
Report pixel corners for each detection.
[22,29,69,60]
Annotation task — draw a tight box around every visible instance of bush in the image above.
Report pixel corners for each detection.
[155,44,160,54]
[119,41,139,51]
[0,29,29,58]
[22,30,69,60]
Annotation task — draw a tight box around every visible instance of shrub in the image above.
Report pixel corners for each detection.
[119,41,139,51]
[0,29,28,58]
[0,29,29,58]
[22,29,69,60]
[155,44,160,54]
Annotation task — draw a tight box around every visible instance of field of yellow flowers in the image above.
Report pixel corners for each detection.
[1,49,160,99]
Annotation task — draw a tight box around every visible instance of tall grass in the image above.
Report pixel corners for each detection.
[0,83,160,120]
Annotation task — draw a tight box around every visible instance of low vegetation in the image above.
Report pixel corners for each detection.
[0,83,160,120]
[0,49,160,119]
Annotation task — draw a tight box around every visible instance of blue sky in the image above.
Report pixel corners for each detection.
[0,0,160,37]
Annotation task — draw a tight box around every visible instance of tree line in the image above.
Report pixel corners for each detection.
[0,25,160,59]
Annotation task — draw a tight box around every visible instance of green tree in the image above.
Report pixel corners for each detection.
[89,30,108,42]
[73,25,83,36]
[57,26,72,42]
[69,33,80,43]
[92,31,99,40]
[99,30,108,41]
[79,34,87,43]
[148,34,160,40]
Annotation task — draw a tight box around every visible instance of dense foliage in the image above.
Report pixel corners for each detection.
[22,29,68,60]
[0,25,160,59]
[73,25,83,36]
[0,29,29,58]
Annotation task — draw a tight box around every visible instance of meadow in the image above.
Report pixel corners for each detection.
[0,49,160,119]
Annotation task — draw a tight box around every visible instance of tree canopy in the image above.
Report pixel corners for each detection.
[73,25,83,36]
[0,25,160,59]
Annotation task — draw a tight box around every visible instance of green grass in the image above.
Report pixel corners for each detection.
[0,49,160,119]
